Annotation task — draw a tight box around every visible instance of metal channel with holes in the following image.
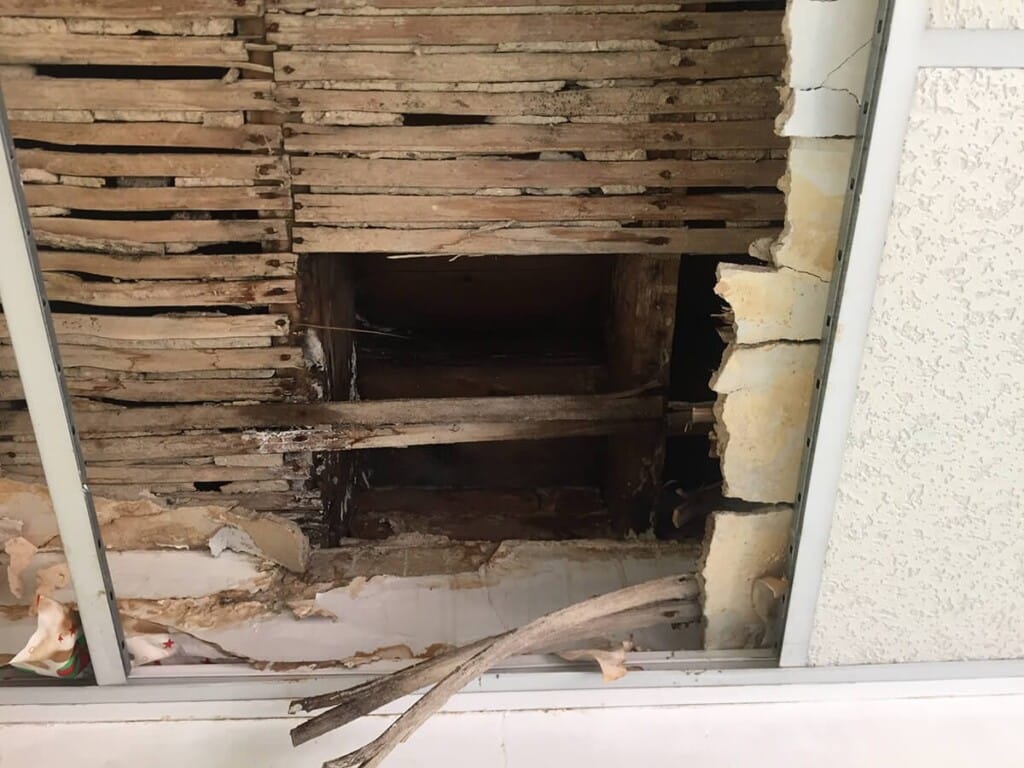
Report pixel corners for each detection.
[0,89,129,685]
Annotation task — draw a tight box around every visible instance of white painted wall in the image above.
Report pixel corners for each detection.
[2,694,1024,767]
[809,67,1024,665]
[931,0,1024,28]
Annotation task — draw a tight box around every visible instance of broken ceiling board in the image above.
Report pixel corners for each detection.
[125,539,702,664]
[778,0,878,137]
[294,192,783,225]
[293,225,778,256]
[710,342,818,504]
[770,137,854,280]
[3,79,273,113]
[0,479,309,572]
[0,0,265,18]
[37,273,295,308]
[0,550,271,607]
[284,121,786,154]
[278,82,779,117]
[291,157,786,190]
[274,47,785,83]
[715,263,828,343]
[701,506,792,650]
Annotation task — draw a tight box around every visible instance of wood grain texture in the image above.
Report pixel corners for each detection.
[0,34,249,66]
[11,121,281,150]
[31,217,289,246]
[40,272,295,307]
[36,251,296,279]
[17,149,287,180]
[3,79,273,113]
[0,313,290,341]
[24,184,290,212]
[0,0,263,17]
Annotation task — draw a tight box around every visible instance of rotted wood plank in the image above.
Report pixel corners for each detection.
[294,192,782,224]
[10,121,281,151]
[0,34,250,67]
[293,224,776,255]
[0,344,303,374]
[284,120,783,153]
[24,184,291,212]
[0,394,663,436]
[267,11,783,45]
[17,149,286,180]
[3,79,273,113]
[40,273,295,307]
[275,46,784,82]
[0,375,305,404]
[0,0,264,17]
[0,313,290,342]
[31,217,289,247]
[4,462,308,484]
[291,157,785,189]
[36,251,296,279]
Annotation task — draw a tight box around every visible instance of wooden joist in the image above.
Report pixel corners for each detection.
[3,79,273,113]
[10,121,281,151]
[267,11,783,46]
[0,394,664,436]
[293,224,777,255]
[275,46,785,83]
[278,81,778,118]
[284,121,784,153]
[40,272,295,307]
[0,0,264,18]
[36,251,296,279]
[294,192,782,224]
[358,359,606,397]
[17,149,287,180]
[291,158,785,189]
[0,34,250,67]
[24,184,291,212]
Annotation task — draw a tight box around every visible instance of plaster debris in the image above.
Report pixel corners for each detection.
[0,479,309,572]
[209,525,263,560]
[716,263,828,343]
[4,537,37,600]
[711,343,818,503]
[558,641,633,682]
[0,517,22,545]
[701,507,793,650]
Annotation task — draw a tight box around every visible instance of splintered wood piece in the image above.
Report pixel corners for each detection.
[268,11,782,46]
[312,575,698,768]
[293,225,777,256]
[3,79,273,113]
[274,47,784,82]
[283,121,785,154]
[291,158,785,189]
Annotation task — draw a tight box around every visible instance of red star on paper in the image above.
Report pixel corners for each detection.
[162,638,175,649]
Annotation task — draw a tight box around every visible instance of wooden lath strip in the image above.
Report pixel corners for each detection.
[271,0,755,11]
[10,121,282,150]
[275,46,785,82]
[267,10,783,46]
[40,272,295,307]
[284,120,785,153]
[293,192,783,224]
[17,149,287,180]
[0,0,264,18]
[32,217,289,246]
[36,251,296,279]
[277,82,779,118]
[292,225,777,255]
[0,376,307,404]
[0,34,250,67]
[25,184,291,212]
[0,313,291,341]
[291,157,785,189]
[0,394,664,436]
[0,344,304,374]
[4,79,274,113]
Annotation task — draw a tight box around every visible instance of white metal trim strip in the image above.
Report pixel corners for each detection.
[0,91,129,685]
[920,29,1024,69]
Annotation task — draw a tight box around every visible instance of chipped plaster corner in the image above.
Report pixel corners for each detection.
[702,506,793,651]
[715,263,828,344]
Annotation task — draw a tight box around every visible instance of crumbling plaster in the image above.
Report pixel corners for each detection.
[809,68,1024,665]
